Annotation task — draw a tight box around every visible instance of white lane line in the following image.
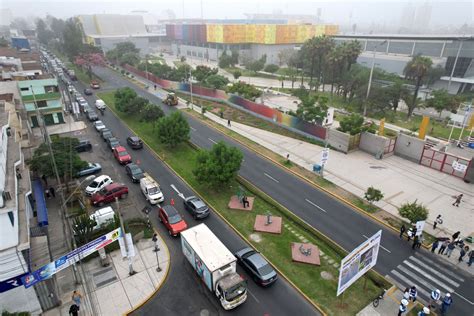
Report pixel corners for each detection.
[362,235,391,253]
[247,288,260,304]
[208,138,217,144]
[413,253,465,282]
[390,270,431,298]
[453,292,474,305]
[263,172,279,183]
[190,126,196,132]
[403,260,455,292]
[305,199,327,213]
[170,184,185,200]
[397,265,440,293]
[408,256,460,287]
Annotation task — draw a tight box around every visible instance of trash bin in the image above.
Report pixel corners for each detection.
[313,164,322,172]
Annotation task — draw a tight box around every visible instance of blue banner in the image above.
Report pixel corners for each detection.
[0,273,28,293]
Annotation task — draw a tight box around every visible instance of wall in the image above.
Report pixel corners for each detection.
[327,129,353,153]
[359,132,393,158]
[394,133,425,162]
[100,37,150,56]
[249,44,295,65]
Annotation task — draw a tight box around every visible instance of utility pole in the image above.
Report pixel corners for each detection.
[364,40,387,117]
[116,197,136,276]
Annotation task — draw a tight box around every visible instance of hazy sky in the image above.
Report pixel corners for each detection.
[1,0,472,28]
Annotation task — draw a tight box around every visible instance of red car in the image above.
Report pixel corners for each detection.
[90,80,100,89]
[91,183,128,206]
[158,205,188,236]
[113,146,132,165]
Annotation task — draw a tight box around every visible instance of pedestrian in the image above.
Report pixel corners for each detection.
[154,84,157,90]
[409,286,418,302]
[68,304,79,316]
[412,235,419,250]
[416,235,424,249]
[170,198,175,206]
[445,241,455,258]
[438,240,449,255]
[441,293,452,315]
[403,287,410,300]
[72,290,82,310]
[45,188,51,199]
[468,249,474,267]
[418,306,430,316]
[452,231,460,241]
[242,196,250,208]
[430,289,441,308]
[227,119,231,127]
[431,240,439,253]
[433,215,443,229]
[49,187,55,198]
[398,299,409,316]
[399,224,406,239]
[452,194,463,206]
[458,246,467,262]
[407,227,413,242]
[41,174,48,186]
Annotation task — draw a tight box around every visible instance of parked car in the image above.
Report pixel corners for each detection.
[75,140,92,152]
[94,120,106,132]
[234,247,277,287]
[113,146,132,165]
[125,163,144,183]
[102,131,114,142]
[90,80,100,89]
[84,88,93,95]
[76,163,101,177]
[183,196,210,219]
[158,205,187,236]
[91,183,128,207]
[87,111,99,121]
[106,137,120,151]
[127,136,143,149]
[85,175,113,196]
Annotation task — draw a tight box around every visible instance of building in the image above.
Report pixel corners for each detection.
[0,95,40,314]
[18,79,65,128]
[166,23,339,65]
[332,34,474,94]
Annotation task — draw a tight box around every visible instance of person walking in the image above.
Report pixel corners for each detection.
[407,227,414,242]
[433,215,443,229]
[418,306,430,316]
[452,194,463,207]
[399,224,406,239]
[227,119,231,127]
[45,188,51,199]
[458,246,467,262]
[409,286,418,302]
[41,174,48,186]
[438,240,449,255]
[403,288,410,300]
[430,289,441,308]
[452,231,461,241]
[412,235,419,250]
[441,293,453,315]
[72,290,82,310]
[69,304,79,316]
[416,234,424,249]
[468,249,474,267]
[49,186,55,198]
[398,299,409,316]
[431,240,439,253]
[445,241,456,258]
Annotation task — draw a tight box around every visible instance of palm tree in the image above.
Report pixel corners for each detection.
[301,35,335,91]
[403,55,433,119]
[342,40,362,71]
[327,45,345,95]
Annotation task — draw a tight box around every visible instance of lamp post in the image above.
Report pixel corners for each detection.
[364,40,387,117]
[152,233,162,272]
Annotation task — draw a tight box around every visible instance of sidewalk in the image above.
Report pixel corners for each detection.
[357,287,423,316]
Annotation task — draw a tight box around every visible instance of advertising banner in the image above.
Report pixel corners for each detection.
[337,230,382,296]
[22,228,121,288]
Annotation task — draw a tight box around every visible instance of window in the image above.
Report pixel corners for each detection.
[20,87,29,91]
[44,85,58,93]
[36,100,47,108]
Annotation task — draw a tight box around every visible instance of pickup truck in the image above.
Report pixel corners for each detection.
[140,172,164,204]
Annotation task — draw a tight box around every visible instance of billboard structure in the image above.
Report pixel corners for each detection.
[337,230,382,296]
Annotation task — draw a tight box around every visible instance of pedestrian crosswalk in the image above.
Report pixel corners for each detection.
[387,252,465,302]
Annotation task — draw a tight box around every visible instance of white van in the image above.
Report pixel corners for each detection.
[90,207,115,229]
[95,99,106,110]
[140,173,164,204]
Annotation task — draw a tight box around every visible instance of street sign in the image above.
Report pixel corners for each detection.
[337,230,382,296]
[415,220,425,236]
[320,148,329,166]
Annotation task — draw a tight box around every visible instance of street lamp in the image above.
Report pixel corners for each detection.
[152,233,162,272]
[364,40,387,117]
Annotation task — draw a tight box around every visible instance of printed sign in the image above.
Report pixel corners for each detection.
[452,160,467,172]
[320,148,329,165]
[337,230,382,296]
[0,273,28,293]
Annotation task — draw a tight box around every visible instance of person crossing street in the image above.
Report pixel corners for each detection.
[409,286,418,302]
[430,289,441,309]
[441,293,453,315]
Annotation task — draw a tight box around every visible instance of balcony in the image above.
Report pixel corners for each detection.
[20,92,61,102]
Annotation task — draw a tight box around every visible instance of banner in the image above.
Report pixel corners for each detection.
[22,228,121,288]
[418,116,430,139]
[337,230,382,296]
[0,273,28,293]
[320,148,329,166]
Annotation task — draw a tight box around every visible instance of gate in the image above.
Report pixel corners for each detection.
[384,137,396,154]
[420,147,470,178]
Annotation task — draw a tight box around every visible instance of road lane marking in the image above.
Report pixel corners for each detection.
[170,184,185,200]
[413,253,464,282]
[408,256,460,287]
[190,126,196,131]
[390,270,430,298]
[403,260,454,292]
[208,138,217,144]
[305,199,327,213]
[453,292,474,305]
[263,173,279,183]
[397,265,439,292]
[362,235,391,253]
[246,288,260,304]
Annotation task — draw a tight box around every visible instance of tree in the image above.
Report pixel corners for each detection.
[62,18,85,59]
[27,137,88,181]
[226,82,262,101]
[204,74,229,89]
[127,96,148,115]
[106,42,141,65]
[141,103,164,124]
[218,51,234,68]
[233,70,242,80]
[193,142,243,188]
[296,94,328,124]
[425,66,445,88]
[342,40,362,71]
[399,200,429,224]
[403,55,433,119]
[193,65,218,82]
[0,37,8,47]
[114,87,137,112]
[156,112,190,147]
[300,36,335,91]
[36,18,54,45]
[386,81,410,112]
[426,89,462,117]
[277,48,296,66]
[245,54,267,73]
[338,114,365,135]
[364,187,384,204]
[264,64,280,74]
[230,50,239,65]
[72,214,96,244]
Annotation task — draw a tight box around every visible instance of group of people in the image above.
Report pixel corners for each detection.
[68,290,82,316]
[398,286,453,315]
[399,224,424,250]
[430,231,474,266]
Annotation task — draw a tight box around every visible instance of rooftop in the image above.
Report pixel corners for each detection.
[17,78,58,89]
[333,34,474,41]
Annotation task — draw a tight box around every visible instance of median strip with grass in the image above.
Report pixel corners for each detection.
[98,90,390,315]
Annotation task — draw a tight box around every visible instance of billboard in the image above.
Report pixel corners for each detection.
[337,230,382,296]
[22,228,121,288]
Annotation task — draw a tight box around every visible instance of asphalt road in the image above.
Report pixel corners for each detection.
[69,80,320,316]
[89,67,472,315]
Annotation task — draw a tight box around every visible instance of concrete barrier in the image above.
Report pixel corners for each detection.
[328,129,359,153]
[394,133,425,162]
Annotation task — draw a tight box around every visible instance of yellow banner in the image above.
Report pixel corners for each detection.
[418,116,430,139]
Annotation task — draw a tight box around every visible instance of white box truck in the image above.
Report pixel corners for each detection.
[140,173,164,204]
[181,224,247,310]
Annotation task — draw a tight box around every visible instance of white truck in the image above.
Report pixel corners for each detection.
[140,173,164,204]
[181,224,247,310]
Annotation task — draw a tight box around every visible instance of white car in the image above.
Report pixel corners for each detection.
[95,99,106,110]
[94,120,106,132]
[85,175,113,196]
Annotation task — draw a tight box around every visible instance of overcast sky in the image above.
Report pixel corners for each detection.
[1,0,472,29]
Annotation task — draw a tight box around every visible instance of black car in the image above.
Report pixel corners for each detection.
[125,163,144,183]
[87,111,99,121]
[83,88,93,95]
[106,137,120,151]
[183,196,210,219]
[75,140,92,152]
[127,136,143,149]
[234,247,277,287]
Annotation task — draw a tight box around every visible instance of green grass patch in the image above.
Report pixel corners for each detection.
[98,90,388,315]
[352,199,379,214]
